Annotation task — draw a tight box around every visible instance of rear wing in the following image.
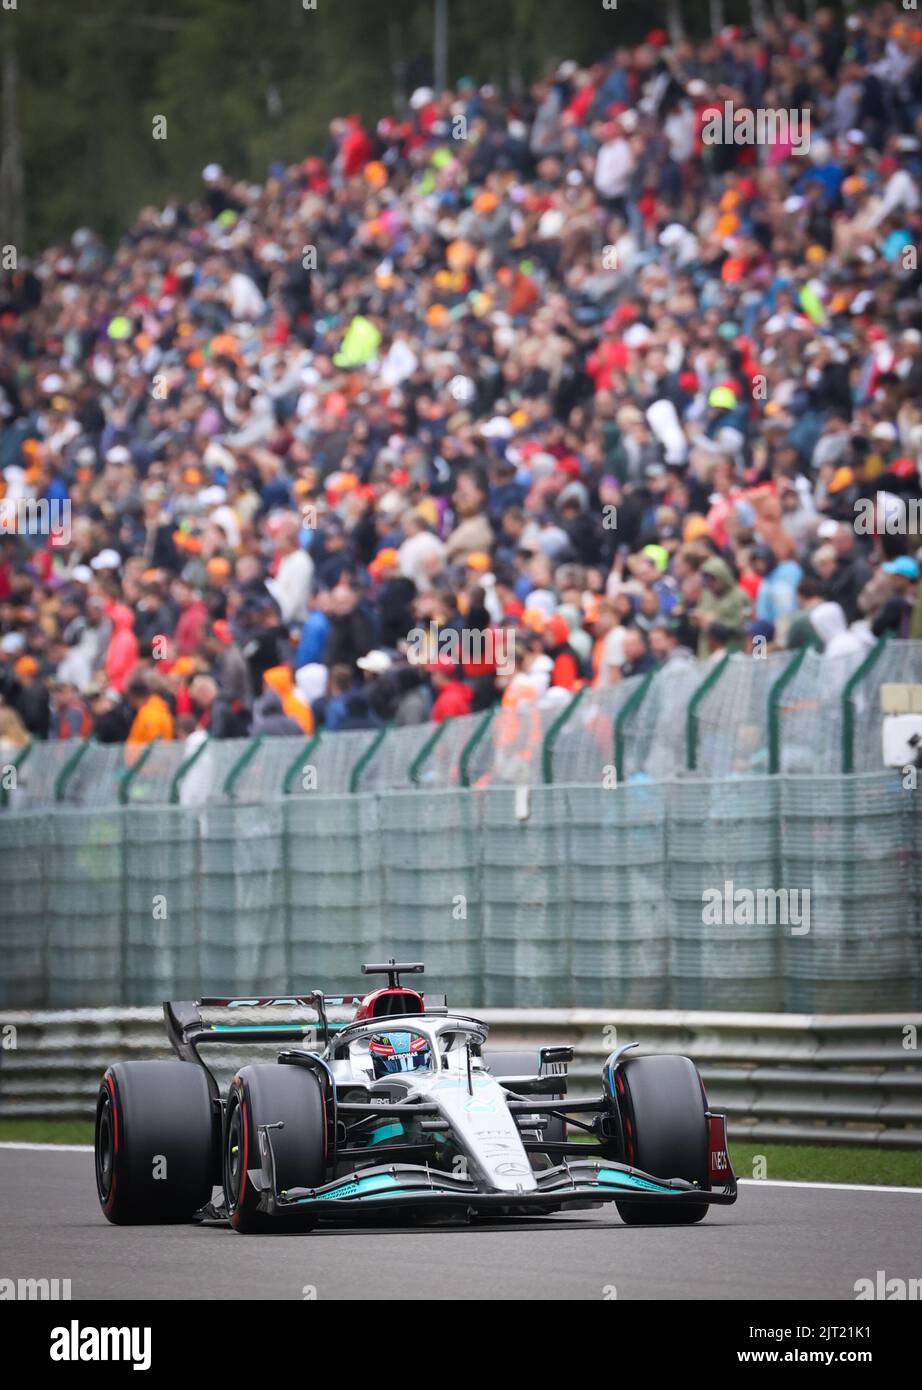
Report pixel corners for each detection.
[164,994,363,1062]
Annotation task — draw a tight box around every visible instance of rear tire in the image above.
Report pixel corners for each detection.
[95,1061,217,1225]
[224,1064,326,1234]
[613,1054,710,1226]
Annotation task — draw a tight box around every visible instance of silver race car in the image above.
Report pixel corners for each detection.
[95,961,737,1231]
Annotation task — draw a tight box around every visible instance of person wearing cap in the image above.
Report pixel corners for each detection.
[361,650,422,725]
[376,662,432,727]
[356,649,393,678]
[369,549,416,648]
[628,545,679,614]
[871,556,920,640]
[8,654,50,739]
[204,618,253,713]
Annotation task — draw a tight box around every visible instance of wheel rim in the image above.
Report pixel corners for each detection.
[95,1092,115,1204]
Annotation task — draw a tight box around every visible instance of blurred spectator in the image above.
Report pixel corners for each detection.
[126,678,175,744]
[0,13,919,749]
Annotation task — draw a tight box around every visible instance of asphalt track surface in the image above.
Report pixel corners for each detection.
[2,1146,919,1301]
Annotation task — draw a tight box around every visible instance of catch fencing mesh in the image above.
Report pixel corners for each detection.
[690,651,792,777]
[3,774,919,1013]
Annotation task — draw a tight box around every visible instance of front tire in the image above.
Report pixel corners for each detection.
[224,1064,327,1233]
[95,1061,218,1225]
[613,1054,710,1226]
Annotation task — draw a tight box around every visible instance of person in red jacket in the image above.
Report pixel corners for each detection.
[104,603,140,693]
[429,659,474,722]
[338,115,373,178]
[544,614,581,690]
[172,579,208,656]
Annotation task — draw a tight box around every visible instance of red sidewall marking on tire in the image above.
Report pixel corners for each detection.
[103,1072,119,1214]
[229,1088,248,1229]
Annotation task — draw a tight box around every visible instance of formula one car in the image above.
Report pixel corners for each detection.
[94,962,737,1231]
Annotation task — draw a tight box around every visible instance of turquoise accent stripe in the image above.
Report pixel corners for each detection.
[311,1173,402,1202]
[597,1169,679,1194]
[369,1122,404,1145]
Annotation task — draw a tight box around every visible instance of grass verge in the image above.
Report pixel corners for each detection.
[0,1119,94,1145]
[728,1143,921,1188]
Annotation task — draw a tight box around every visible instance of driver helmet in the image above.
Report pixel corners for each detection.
[369,1031,432,1078]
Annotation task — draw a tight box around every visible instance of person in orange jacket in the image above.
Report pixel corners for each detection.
[262,665,314,735]
[125,678,175,744]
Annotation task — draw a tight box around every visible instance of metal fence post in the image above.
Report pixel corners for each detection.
[541,687,586,784]
[222,736,264,802]
[767,647,808,775]
[613,671,655,784]
[117,739,159,805]
[459,708,496,788]
[53,738,91,803]
[686,653,730,772]
[282,733,322,795]
[408,720,449,787]
[0,739,32,809]
[169,735,211,804]
[842,635,889,773]
[348,723,392,794]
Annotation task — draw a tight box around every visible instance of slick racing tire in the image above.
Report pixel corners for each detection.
[613,1054,710,1226]
[483,1049,567,1156]
[224,1064,326,1233]
[95,1060,218,1225]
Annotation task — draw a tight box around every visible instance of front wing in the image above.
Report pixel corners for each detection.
[251,1128,738,1219]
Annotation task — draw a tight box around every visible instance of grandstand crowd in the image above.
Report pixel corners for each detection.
[1,6,921,747]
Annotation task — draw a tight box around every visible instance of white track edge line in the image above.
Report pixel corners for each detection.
[738,1177,922,1194]
[0,1141,93,1152]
